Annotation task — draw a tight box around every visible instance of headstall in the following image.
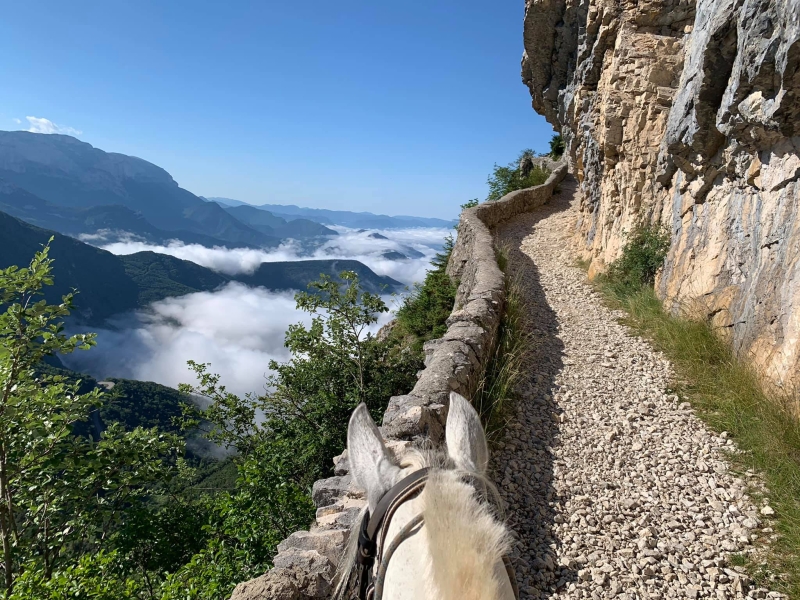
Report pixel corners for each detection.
[349,467,519,600]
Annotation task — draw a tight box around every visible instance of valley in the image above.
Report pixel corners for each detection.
[0,130,450,406]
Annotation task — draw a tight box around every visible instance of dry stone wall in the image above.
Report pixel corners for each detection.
[522,0,800,388]
[228,164,567,600]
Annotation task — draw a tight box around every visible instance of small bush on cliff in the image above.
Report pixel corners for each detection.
[604,222,670,292]
[486,149,550,202]
[548,134,565,160]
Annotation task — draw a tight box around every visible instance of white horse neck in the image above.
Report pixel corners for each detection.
[379,470,515,600]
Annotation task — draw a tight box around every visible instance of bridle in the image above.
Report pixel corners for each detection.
[354,467,430,600]
[349,467,519,600]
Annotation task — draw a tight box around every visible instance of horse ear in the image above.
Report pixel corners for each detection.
[347,403,401,513]
[446,392,489,474]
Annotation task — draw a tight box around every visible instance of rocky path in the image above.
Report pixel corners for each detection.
[491,177,781,600]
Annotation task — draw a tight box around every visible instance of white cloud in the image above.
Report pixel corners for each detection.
[65,227,451,397]
[93,226,451,286]
[12,118,21,125]
[25,116,82,136]
[61,282,395,398]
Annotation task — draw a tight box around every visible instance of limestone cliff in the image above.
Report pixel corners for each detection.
[522,0,800,387]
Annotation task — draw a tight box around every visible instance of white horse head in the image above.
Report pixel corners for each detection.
[334,392,516,600]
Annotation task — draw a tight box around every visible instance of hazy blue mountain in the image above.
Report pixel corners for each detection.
[256,203,457,229]
[0,210,402,324]
[0,178,269,248]
[206,196,457,229]
[222,205,338,239]
[204,196,252,208]
[0,131,273,247]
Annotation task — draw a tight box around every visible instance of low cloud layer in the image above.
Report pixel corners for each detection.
[66,228,447,396]
[25,116,82,136]
[90,226,451,286]
[63,283,396,397]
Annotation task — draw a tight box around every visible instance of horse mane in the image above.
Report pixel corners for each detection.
[332,447,508,599]
[421,469,511,600]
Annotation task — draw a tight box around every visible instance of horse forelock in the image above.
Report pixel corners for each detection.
[421,470,511,600]
[332,446,509,599]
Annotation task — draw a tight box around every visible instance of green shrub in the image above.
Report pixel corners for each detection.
[605,222,670,292]
[486,150,550,202]
[548,134,565,160]
[0,244,183,597]
[393,237,457,352]
[164,271,421,598]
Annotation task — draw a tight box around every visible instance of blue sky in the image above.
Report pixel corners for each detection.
[0,1,553,219]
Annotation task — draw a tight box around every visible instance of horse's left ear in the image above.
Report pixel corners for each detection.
[348,403,402,513]
[446,392,489,474]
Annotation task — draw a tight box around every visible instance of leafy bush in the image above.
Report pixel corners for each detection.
[605,222,670,291]
[486,150,550,201]
[0,243,183,597]
[10,551,143,600]
[548,134,565,159]
[393,237,457,351]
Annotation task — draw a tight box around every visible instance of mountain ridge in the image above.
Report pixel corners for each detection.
[0,131,273,247]
[0,209,402,326]
[207,197,457,229]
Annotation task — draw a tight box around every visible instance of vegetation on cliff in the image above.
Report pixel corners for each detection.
[486,149,550,202]
[593,225,800,597]
[392,236,456,352]
[548,134,564,160]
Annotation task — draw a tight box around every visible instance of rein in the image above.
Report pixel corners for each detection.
[350,467,519,600]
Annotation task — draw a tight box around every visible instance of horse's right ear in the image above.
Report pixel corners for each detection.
[446,392,489,474]
[347,403,401,513]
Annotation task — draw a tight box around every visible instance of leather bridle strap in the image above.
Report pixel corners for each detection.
[356,468,430,599]
[367,467,430,541]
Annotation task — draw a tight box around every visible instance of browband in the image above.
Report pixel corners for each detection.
[352,465,519,600]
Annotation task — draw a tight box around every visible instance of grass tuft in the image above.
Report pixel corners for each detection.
[474,246,532,444]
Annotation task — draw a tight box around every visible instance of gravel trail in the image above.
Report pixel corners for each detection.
[491,176,781,600]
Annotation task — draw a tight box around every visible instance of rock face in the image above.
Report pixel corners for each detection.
[522,0,800,387]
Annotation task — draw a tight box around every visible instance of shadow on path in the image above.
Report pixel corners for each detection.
[491,177,579,599]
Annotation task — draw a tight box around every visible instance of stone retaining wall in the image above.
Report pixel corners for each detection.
[229,162,568,600]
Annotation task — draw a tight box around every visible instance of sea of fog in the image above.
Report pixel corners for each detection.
[62,227,451,396]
